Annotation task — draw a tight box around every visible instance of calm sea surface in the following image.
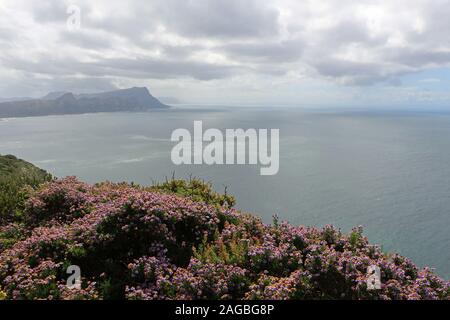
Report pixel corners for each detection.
[1,107,449,278]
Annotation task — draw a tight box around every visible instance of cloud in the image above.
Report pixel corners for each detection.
[1,0,450,105]
[59,29,114,50]
[153,0,280,39]
[3,54,242,81]
[221,39,303,63]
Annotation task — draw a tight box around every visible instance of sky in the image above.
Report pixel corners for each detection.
[1,0,450,108]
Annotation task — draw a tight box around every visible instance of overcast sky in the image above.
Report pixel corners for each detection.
[1,0,450,107]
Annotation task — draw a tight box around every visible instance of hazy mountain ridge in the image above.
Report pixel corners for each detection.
[0,87,169,118]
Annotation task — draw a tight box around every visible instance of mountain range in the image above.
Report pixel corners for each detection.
[0,87,169,118]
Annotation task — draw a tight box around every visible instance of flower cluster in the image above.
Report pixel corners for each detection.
[0,177,448,300]
[126,257,248,300]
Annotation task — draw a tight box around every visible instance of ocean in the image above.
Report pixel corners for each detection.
[1,106,449,278]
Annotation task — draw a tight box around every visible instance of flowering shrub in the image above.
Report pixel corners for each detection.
[150,178,235,209]
[24,177,94,227]
[0,177,448,300]
[126,257,249,300]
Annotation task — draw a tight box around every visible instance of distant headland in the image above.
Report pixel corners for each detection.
[0,87,169,118]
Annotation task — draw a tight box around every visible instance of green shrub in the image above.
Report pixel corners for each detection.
[0,155,51,225]
[150,177,235,208]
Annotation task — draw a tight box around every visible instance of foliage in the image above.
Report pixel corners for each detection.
[150,177,235,209]
[0,177,448,300]
[0,154,52,225]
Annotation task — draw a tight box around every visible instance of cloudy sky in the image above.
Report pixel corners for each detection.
[1,0,450,107]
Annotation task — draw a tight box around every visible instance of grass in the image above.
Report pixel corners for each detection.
[0,154,52,224]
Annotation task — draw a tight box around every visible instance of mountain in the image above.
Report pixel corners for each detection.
[0,87,169,118]
[41,91,70,100]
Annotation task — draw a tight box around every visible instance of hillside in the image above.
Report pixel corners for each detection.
[0,163,448,300]
[0,87,169,118]
[0,155,52,224]
[0,154,51,179]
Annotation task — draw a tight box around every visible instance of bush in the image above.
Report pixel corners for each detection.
[0,177,448,300]
[150,177,235,209]
[0,154,51,224]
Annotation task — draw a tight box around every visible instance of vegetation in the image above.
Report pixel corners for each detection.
[0,154,51,224]
[0,156,448,300]
[150,176,235,209]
